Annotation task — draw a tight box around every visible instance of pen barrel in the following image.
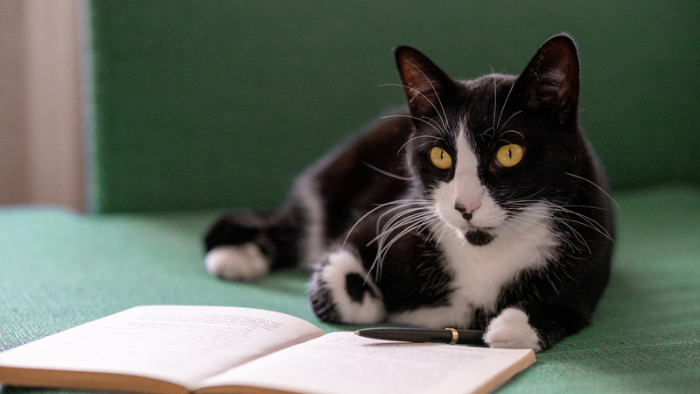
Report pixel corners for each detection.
[357,328,484,345]
[390,329,453,344]
[453,329,485,345]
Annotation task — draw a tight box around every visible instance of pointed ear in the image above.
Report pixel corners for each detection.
[514,34,580,124]
[394,46,454,118]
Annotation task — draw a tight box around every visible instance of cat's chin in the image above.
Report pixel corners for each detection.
[465,229,495,246]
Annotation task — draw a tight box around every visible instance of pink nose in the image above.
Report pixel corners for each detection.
[454,202,480,221]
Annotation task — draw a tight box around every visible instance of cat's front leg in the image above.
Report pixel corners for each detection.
[483,308,542,352]
[309,248,386,324]
[483,303,579,352]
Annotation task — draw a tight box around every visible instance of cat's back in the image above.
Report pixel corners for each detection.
[294,108,415,240]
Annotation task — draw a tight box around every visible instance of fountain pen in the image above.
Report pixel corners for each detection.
[355,327,485,346]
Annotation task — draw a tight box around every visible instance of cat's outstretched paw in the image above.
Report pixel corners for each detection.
[483,308,542,352]
[309,249,386,324]
[205,244,270,281]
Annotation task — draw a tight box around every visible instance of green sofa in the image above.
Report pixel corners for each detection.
[1,1,698,393]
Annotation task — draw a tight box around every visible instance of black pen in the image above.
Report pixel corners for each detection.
[355,327,485,346]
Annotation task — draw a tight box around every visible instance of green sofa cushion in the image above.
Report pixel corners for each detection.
[88,1,700,213]
[1,186,699,393]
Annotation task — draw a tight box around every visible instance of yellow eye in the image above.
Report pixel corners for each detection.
[496,144,524,168]
[429,147,452,170]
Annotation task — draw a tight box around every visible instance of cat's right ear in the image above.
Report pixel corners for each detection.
[394,46,455,118]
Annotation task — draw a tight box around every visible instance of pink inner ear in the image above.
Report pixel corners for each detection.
[399,61,442,116]
[394,46,453,118]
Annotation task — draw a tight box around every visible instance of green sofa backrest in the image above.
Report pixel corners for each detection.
[88,1,700,213]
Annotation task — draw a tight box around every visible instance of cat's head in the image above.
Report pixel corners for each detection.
[395,34,583,246]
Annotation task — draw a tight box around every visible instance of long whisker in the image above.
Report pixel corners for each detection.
[519,195,615,243]
[379,79,449,135]
[565,172,620,208]
[490,69,498,140]
[505,209,586,254]
[496,80,517,130]
[404,61,450,133]
[373,206,431,241]
[498,110,522,132]
[343,199,431,246]
[362,161,412,181]
[342,201,414,248]
[397,134,446,155]
[510,211,588,253]
[381,113,447,138]
[371,214,433,280]
[504,199,614,246]
[357,200,437,281]
[552,209,614,242]
[498,129,525,140]
[374,206,435,243]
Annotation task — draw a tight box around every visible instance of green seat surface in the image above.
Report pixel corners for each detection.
[1,186,699,393]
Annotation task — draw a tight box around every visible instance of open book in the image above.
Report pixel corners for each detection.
[0,305,535,394]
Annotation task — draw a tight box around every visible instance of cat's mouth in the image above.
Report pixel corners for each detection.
[464,229,495,246]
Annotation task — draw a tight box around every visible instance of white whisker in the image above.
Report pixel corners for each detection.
[490,70,498,140]
[498,129,525,140]
[342,201,415,248]
[396,134,446,155]
[498,110,522,132]
[381,113,448,138]
[502,198,614,254]
[496,81,517,130]
[380,76,450,135]
[565,172,620,208]
[343,198,437,281]
[362,161,412,181]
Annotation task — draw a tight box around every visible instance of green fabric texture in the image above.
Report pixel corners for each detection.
[88,0,700,213]
[1,187,699,393]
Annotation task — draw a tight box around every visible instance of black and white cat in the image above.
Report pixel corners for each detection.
[204,34,615,352]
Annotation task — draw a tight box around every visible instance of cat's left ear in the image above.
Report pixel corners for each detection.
[514,33,580,124]
[394,46,456,119]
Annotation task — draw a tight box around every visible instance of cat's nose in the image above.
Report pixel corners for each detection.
[455,202,481,221]
[454,203,475,221]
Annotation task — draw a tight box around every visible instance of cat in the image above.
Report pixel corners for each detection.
[204,33,615,352]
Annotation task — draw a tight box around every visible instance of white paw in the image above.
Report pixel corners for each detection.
[483,308,542,352]
[313,250,386,324]
[205,244,269,281]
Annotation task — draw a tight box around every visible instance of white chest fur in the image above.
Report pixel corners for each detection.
[440,204,558,309]
[389,203,558,328]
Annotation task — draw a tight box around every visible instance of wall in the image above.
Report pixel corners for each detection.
[0,0,84,210]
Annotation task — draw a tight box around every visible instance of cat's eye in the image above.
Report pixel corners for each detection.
[496,144,524,168]
[429,147,452,170]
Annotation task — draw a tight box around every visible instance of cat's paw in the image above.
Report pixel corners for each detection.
[205,244,269,281]
[483,308,542,352]
[309,249,386,324]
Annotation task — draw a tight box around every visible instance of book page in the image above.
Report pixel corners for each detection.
[198,332,535,394]
[0,305,323,391]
